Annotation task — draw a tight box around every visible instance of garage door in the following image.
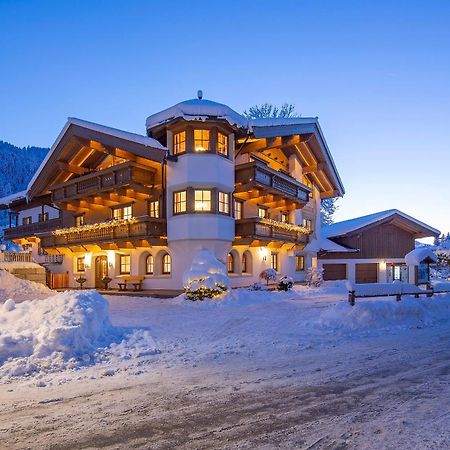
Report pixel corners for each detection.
[356,263,378,284]
[323,263,347,281]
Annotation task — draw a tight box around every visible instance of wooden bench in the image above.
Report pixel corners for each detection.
[117,276,145,292]
[347,282,433,306]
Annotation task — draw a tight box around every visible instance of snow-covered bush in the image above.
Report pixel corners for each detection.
[277,275,294,291]
[259,268,277,286]
[249,282,267,291]
[183,249,230,301]
[305,267,324,288]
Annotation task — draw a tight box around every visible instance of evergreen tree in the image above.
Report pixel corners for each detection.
[243,103,298,119]
[321,198,338,226]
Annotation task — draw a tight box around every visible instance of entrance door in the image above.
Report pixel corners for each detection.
[387,264,408,283]
[95,256,108,288]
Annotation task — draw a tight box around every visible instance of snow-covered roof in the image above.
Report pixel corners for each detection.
[25,118,168,200]
[0,190,27,207]
[145,99,248,130]
[405,248,437,265]
[68,118,166,150]
[322,209,440,239]
[304,237,356,254]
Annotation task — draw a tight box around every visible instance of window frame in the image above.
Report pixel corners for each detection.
[271,252,279,272]
[146,254,154,275]
[173,131,186,155]
[218,191,230,215]
[217,132,229,157]
[227,253,234,273]
[194,129,210,152]
[173,190,187,214]
[258,206,268,219]
[112,204,133,221]
[22,216,32,226]
[162,253,171,274]
[74,214,84,227]
[194,189,212,212]
[76,256,85,273]
[119,254,131,275]
[281,212,289,224]
[295,255,305,272]
[302,218,313,231]
[39,212,49,222]
[149,200,159,218]
[234,199,243,220]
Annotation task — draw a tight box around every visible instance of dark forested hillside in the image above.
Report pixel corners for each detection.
[0,141,49,227]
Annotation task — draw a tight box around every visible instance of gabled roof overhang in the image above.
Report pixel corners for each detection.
[248,118,345,198]
[27,118,167,199]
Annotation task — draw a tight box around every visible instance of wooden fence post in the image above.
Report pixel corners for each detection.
[348,291,356,306]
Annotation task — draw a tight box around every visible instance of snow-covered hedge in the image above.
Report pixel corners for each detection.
[277,276,294,291]
[183,250,230,301]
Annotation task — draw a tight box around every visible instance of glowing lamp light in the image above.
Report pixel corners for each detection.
[195,145,206,152]
[260,247,269,261]
[84,252,92,269]
[107,250,115,268]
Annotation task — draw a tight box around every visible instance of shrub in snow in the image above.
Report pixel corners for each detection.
[305,267,324,288]
[249,282,267,291]
[259,268,277,286]
[277,276,294,291]
[183,249,230,301]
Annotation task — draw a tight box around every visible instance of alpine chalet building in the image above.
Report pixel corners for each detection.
[0,95,344,291]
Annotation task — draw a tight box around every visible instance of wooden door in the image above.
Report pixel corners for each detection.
[95,256,108,288]
[356,263,378,284]
[323,263,347,281]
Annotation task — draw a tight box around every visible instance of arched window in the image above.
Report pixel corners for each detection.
[228,253,234,273]
[146,254,154,274]
[162,253,171,274]
[242,253,248,273]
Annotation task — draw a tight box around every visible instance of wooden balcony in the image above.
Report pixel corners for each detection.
[235,218,311,247]
[235,159,311,206]
[39,216,166,249]
[50,161,155,203]
[3,218,63,241]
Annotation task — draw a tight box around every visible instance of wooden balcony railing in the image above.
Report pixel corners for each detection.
[39,216,166,248]
[235,218,311,245]
[0,251,33,263]
[235,159,311,203]
[50,161,155,202]
[3,218,63,241]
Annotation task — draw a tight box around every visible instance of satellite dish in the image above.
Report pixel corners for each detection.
[197,90,203,100]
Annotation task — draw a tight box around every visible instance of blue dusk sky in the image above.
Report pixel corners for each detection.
[1,0,449,235]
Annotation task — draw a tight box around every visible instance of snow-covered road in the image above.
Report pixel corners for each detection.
[1,283,450,449]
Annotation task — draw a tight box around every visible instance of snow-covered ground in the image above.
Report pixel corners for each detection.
[1,273,450,449]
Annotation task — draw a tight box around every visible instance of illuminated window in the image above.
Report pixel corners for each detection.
[173,131,186,154]
[302,218,313,231]
[76,257,85,272]
[271,253,279,272]
[295,255,305,272]
[22,216,32,226]
[234,200,243,220]
[194,129,210,152]
[120,254,131,274]
[194,190,211,211]
[258,207,267,219]
[146,254,154,274]
[218,192,230,214]
[242,253,248,273]
[113,205,132,220]
[149,200,159,218]
[217,132,228,156]
[228,253,234,273]
[281,212,289,223]
[39,212,49,222]
[74,215,84,227]
[162,253,171,274]
[173,191,187,214]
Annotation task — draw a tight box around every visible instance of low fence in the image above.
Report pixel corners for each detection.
[0,251,33,263]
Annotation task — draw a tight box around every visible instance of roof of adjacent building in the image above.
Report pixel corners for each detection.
[323,209,440,239]
[405,247,438,265]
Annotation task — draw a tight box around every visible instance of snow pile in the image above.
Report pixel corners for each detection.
[0,269,53,302]
[315,296,450,331]
[346,281,428,296]
[0,289,158,378]
[183,249,230,300]
[433,281,450,293]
